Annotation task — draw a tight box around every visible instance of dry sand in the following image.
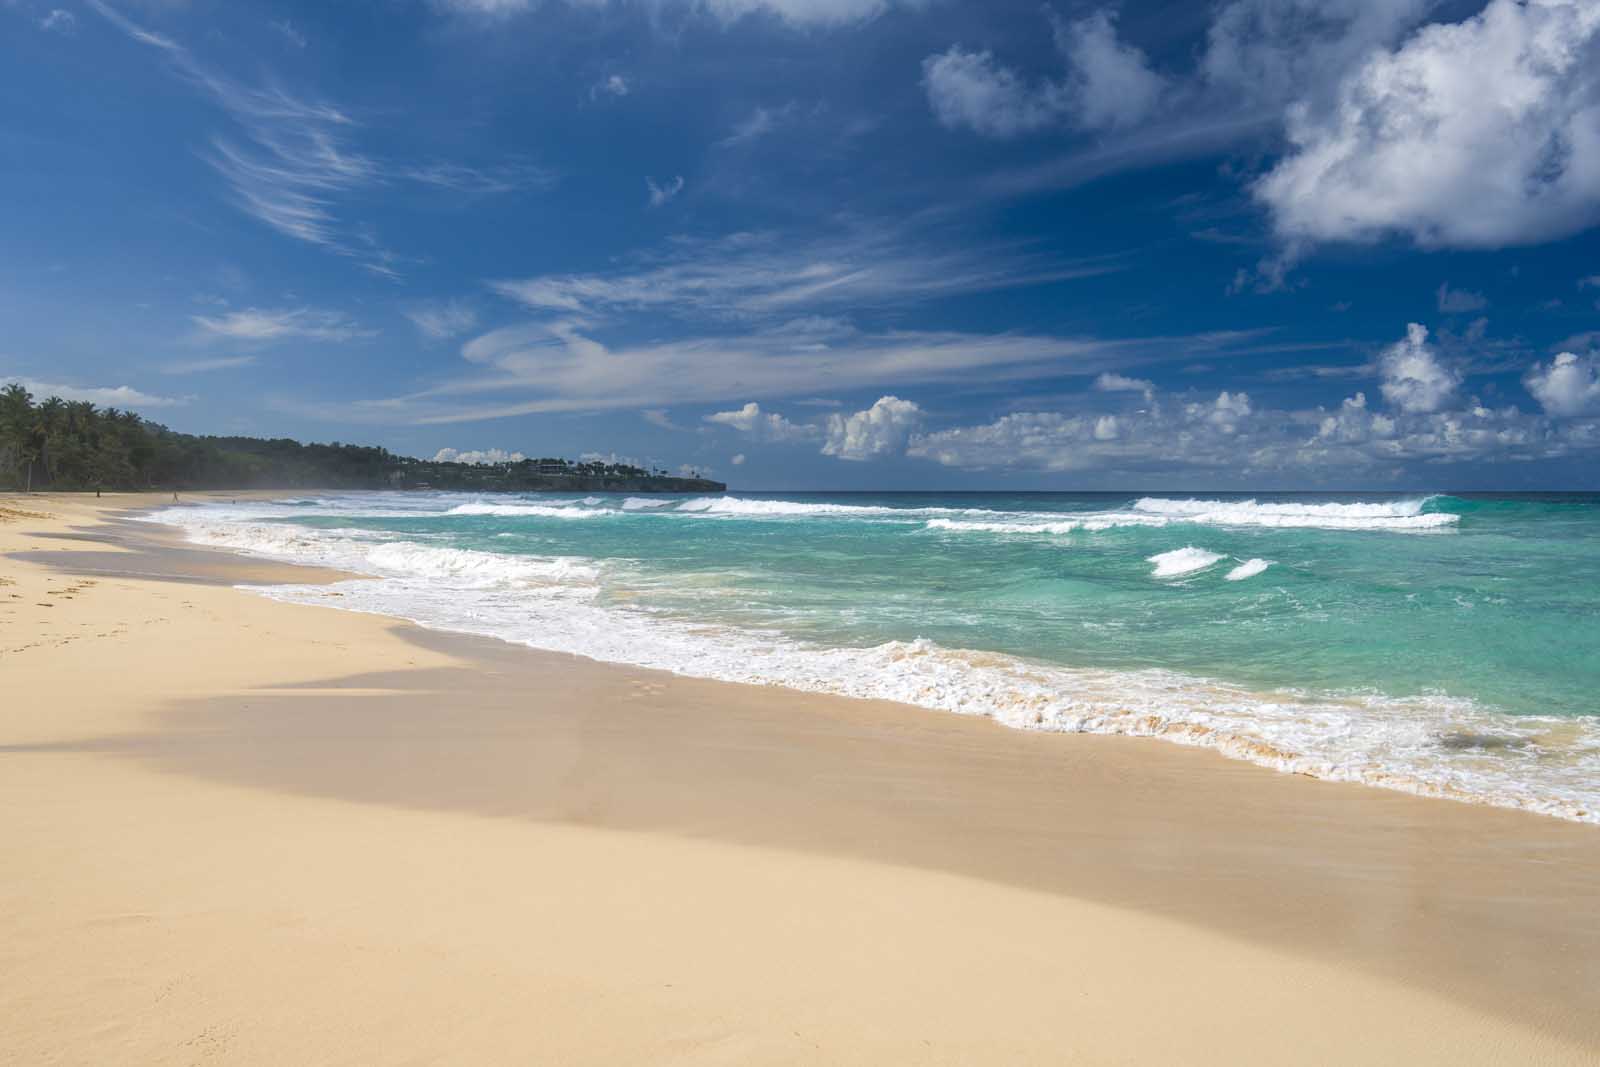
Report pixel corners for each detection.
[3,492,1597,1065]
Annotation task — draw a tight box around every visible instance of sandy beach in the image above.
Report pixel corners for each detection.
[3,492,1598,1065]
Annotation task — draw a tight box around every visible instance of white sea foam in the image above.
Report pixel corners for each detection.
[1226,558,1273,581]
[142,500,1600,826]
[1149,547,1225,578]
[446,502,607,518]
[925,518,1087,535]
[1130,497,1458,531]
[622,497,674,510]
[674,496,992,519]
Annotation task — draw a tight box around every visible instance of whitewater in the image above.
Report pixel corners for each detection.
[145,490,1600,824]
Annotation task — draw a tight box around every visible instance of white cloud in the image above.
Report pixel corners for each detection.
[699,0,904,25]
[489,229,1119,321]
[1255,0,1600,250]
[1055,10,1166,131]
[1200,0,1432,111]
[922,10,1164,138]
[1093,371,1154,401]
[39,9,77,33]
[8,378,186,410]
[641,408,685,430]
[430,0,539,14]
[1525,352,1600,416]
[704,402,822,443]
[402,161,556,195]
[405,301,479,340]
[720,104,794,145]
[432,447,527,464]
[730,453,746,465]
[434,0,918,26]
[922,48,1068,138]
[822,395,923,460]
[704,396,923,461]
[89,0,539,277]
[271,18,307,48]
[192,307,374,343]
[907,385,1584,477]
[1436,282,1488,314]
[381,320,1133,423]
[591,74,629,99]
[1378,323,1459,414]
[160,355,257,375]
[646,175,684,207]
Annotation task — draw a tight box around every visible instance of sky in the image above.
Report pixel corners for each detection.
[2,0,1599,490]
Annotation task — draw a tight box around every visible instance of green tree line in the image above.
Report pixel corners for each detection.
[1,381,726,493]
[0,382,397,491]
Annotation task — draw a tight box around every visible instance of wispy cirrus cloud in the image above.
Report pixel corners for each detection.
[405,301,479,340]
[160,354,258,375]
[87,0,548,278]
[298,313,1286,426]
[646,175,684,207]
[191,307,375,343]
[489,228,1123,321]
[431,0,924,28]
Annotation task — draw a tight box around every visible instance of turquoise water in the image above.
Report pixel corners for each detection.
[151,491,1600,822]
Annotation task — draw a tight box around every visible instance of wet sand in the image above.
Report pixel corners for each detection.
[3,493,1597,1064]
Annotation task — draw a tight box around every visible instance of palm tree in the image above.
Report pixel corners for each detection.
[37,396,67,485]
[0,382,36,490]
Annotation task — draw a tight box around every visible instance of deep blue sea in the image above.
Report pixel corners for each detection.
[150,490,1600,823]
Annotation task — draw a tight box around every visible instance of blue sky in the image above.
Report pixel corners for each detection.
[3,0,1599,489]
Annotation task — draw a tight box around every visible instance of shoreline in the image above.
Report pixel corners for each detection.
[141,490,1599,828]
[5,492,1599,1063]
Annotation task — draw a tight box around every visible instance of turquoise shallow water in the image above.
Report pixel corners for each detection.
[151,491,1600,822]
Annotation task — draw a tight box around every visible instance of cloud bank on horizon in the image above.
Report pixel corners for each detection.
[2,0,1598,488]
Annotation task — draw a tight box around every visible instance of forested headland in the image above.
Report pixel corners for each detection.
[0,383,725,494]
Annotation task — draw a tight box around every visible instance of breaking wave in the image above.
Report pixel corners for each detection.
[1149,547,1226,578]
[138,495,1600,827]
[1225,558,1273,581]
[1130,496,1459,531]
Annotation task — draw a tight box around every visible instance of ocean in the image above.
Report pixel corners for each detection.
[147,491,1600,824]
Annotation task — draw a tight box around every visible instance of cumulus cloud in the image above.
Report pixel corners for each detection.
[704,396,923,461]
[432,447,527,465]
[922,48,1069,138]
[822,395,923,460]
[704,401,821,442]
[1255,0,1600,250]
[405,301,479,340]
[1200,0,1432,111]
[907,385,1587,477]
[1055,11,1167,131]
[646,175,684,207]
[1093,372,1154,401]
[731,453,746,465]
[1378,323,1460,414]
[1525,352,1600,416]
[922,10,1164,138]
[191,307,374,343]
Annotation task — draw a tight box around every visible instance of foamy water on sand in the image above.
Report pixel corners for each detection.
[146,491,1600,824]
